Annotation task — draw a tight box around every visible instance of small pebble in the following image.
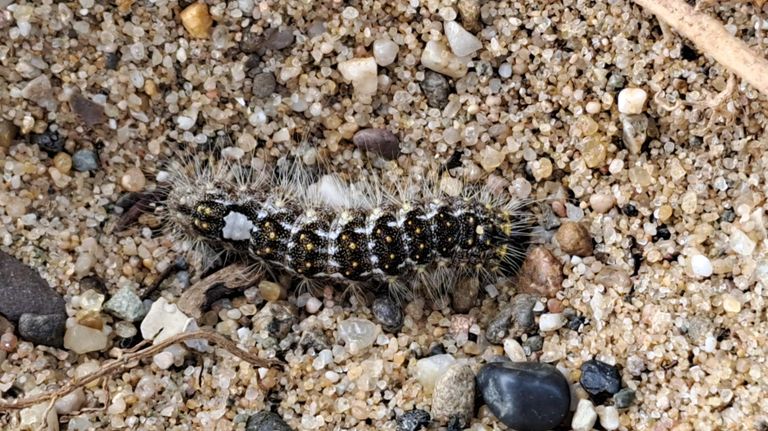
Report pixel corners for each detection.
[338,57,378,98]
[259,280,284,302]
[617,88,648,114]
[64,323,107,354]
[54,388,85,415]
[373,38,399,66]
[353,128,400,159]
[305,297,322,314]
[153,351,175,369]
[421,40,468,79]
[621,114,653,154]
[337,318,378,355]
[431,363,475,425]
[486,294,536,343]
[517,246,564,298]
[180,2,213,38]
[372,296,404,332]
[0,332,17,352]
[457,0,480,31]
[72,149,99,172]
[597,405,620,430]
[451,276,479,313]
[415,353,456,393]
[555,221,593,256]
[579,359,622,402]
[260,27,295,51]
[0,118,18,147]
[690,254,713,278]
[30,128,64,153]
[444,21,483,57]
[722,294,741,313]
[245,411,292,431]
[523,335,543,354]
[729,229,756,256]
[477,362,570,431]
[69,93,104,127]
[396,409,431,431]
[589,193,615,213]
[121,167,146,192]
[104,287,146,322]
[571,399,598,431]
[251,72,277,99]
[18,313,66,348]
[420,71,452,109]
[539,313,567,332]
[613,388,636,409]
[53,152,72,174]
[503,338,526,361]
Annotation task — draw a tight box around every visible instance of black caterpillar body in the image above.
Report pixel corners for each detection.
[163,159,533,295]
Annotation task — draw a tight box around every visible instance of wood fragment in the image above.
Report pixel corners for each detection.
[632,0,768,97]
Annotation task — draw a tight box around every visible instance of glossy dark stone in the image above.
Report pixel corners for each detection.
[18,312,66,348]
[396,409,431,431]
[245,411,292,431]
[613,387,636,409]
[477,362,570,431]
[579,359,622,403]
[372,296,403,332]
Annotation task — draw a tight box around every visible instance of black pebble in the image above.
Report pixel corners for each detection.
[653,224,671,241]
[579,359,623,403]
[30,129,64,154]
[477,362,571,431]
[18,313,66,348]
[523,335,543,354]
[622,204,638,217]
[372,296,404,332]
[105,52,120,70]
[396,409,431,431]
[566,314,587,331]
[613,387,636,409]
[245,411,293,431]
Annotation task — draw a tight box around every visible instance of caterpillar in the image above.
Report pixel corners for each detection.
[158,152,535,299]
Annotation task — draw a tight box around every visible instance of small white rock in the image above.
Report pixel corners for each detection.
[54,388,86,415]
[64,323,108,354]
[597,405,620,430]
[690,254,713,278]
[420,40,468,79]
[729,229,756,256]
[373,39,399,66]
[415,353,456,393]
[140,298,205,350]
[617,88,647,114]
[722,294,741,314]
[539,313,567,332]
[572,399,598,431]
[444,21,483,57]
[153,351,175,370]
[337,318,378,355]
[20,402,59,431]
[305,297,323,314]
[176,114,197,130]
[503,338,526,362]
[338,57,378,97]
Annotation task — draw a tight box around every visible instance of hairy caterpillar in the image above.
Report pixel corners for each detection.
[159,152,534,299]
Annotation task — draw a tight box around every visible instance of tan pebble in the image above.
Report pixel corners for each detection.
[583,137,607,168]
[457,0,480,31]
[121,167,146,192]
[180,2,213,39]
[53,152,72,174]
[0,119,18,148]
[589,193,615,213]
[680,191,698,214]
[722,294,741,313]
[547,298,563,313]
[259,280,284,302]
[656,205,673,222]
[517,246,564,298]
[531,158,553,181]
[551,201,567,218]
[555,221,593,256]
[144,79,158,97]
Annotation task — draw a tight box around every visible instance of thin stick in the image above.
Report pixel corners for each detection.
[0,330,281,412]
[632,0,768,97]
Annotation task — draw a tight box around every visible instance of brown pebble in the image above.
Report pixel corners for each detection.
[180,2,212,39]
[457,0,481,32]
[517,246,563,298]
[69,93,104,127]
[452,276,480,313]
[551,200,567,218]
[353,128,400,159]
[0,119,18,148]
[547,298,563,313]
[0,332,17,352]
[555,221,593,256]
[121,167,146,192]
[53,152,72,174]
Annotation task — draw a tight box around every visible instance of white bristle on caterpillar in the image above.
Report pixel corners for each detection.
[158,154,535,300]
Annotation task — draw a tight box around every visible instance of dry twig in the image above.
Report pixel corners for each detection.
[0,329,281,412]
[632,0,768,97]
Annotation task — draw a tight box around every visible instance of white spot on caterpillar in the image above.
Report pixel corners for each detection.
[222,211,254,241]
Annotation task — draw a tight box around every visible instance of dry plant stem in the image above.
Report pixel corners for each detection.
[0,329,281,412]
[632,0,768,97]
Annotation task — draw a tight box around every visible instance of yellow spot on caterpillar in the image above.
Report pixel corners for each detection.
[376,229,382,235]
[476,226,484,235]
[300,233,306,240]
[341,234,348,240]
[349,243,357,250]
[415,228,422,234]
[264,247,272,254]
[418,243,425,249]
[496,245,508,258]
[500,223,513,236]
[268,232,276,240]
[305,243,314,251]
[446,222,452,227]
[352,261,359,268]
[389,253,396,259]
[385,236,392,243]
[305,262,312,268]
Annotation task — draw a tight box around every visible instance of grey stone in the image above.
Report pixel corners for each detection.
[72,149,99,172]
[251,72,276,99]
[372,296,403,332]
[104,287,146,322]
[0,251,66,323]
[486,293,537,343]
[431,363,475,425]
[353,128,400,160]
[18,313,66,348]
[245,411,292,431]
[420,71,451,109]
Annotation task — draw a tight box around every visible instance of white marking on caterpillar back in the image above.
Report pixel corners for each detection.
[222,211,254,241]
